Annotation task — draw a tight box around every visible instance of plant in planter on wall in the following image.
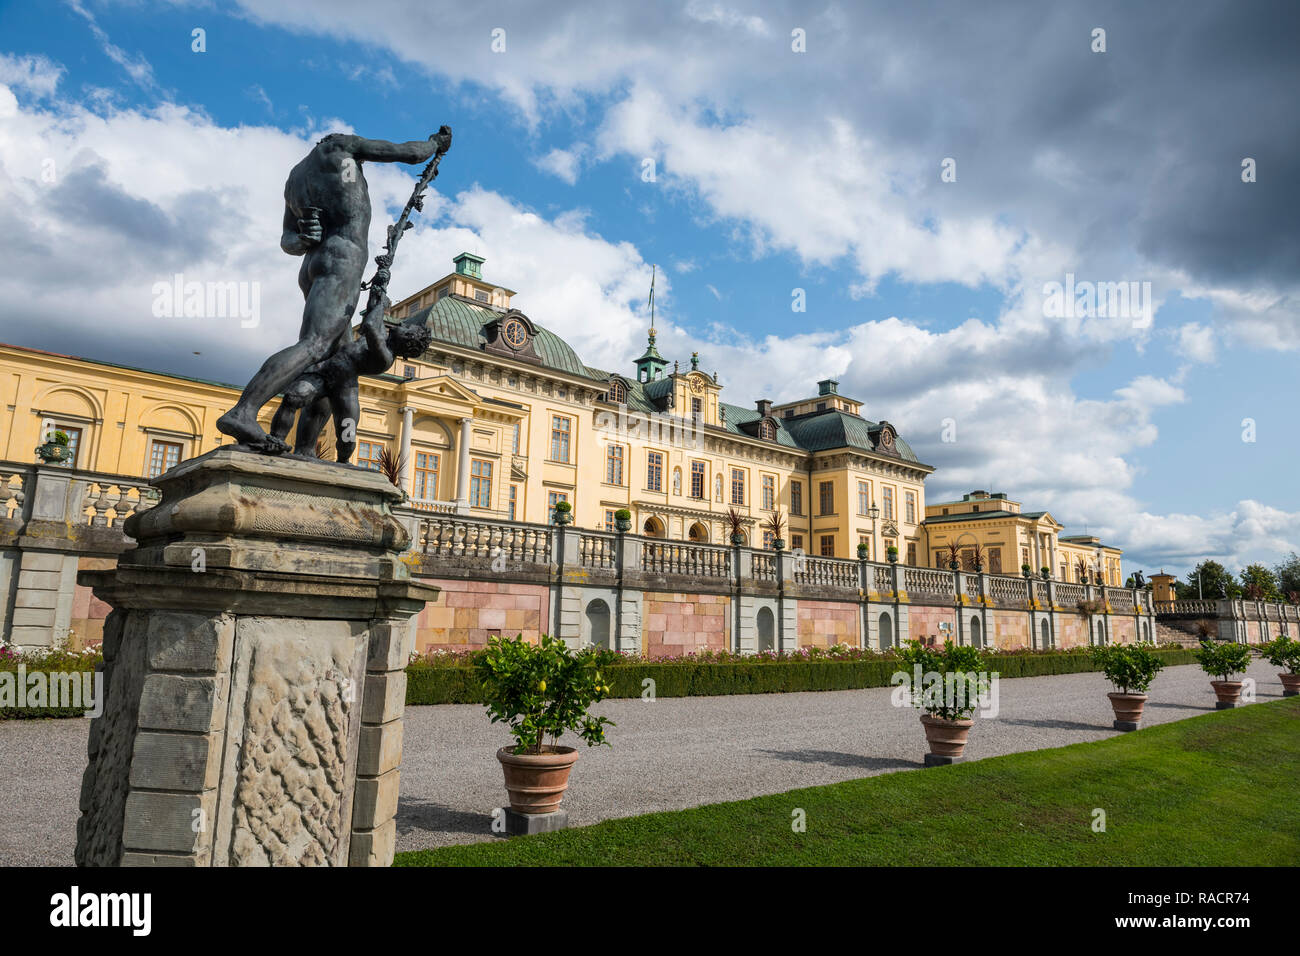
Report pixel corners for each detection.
[857,541,870,559]
[725,507,746,546]
[1259,634,1300,697]
[945,541,961,571]
[887,545,899,563]
[552,499,573,524]
[896,639,989,765]
[1091,643,1165,731]
[613,508,632,532]
[764,510,786,550]
[1192,638,1253,709]
[475,633,614,822]
[969,541,984,571]
[1040,566,1051,580]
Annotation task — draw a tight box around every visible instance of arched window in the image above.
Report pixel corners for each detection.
[643,516,665,538]
[970,616,983,649]
[688,522,708,542]
[878,612,894,650]
[758,419,776,441]
[608,379,627,404]
[1040,618,1051,650]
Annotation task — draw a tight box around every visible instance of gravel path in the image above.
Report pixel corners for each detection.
[0,660,1283,865]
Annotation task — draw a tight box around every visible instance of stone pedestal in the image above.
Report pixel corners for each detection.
[923,754,964,767]
[74,448,438,867]
[504,808,568,836]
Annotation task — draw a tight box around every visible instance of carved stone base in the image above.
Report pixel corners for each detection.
[74,448,438,867]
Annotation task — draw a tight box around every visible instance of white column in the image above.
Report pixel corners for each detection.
[398,406,414,497]
[455,417,472,513]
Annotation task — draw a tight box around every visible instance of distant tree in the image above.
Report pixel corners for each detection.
[1239,563,1281,602]
[1274,552,1300,598]
[1174,560,1240,600]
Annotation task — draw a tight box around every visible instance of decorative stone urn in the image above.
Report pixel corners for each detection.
[1107,692,1148,731]
[730,532,745,546]
[1280,673,1300,698]
[1211,680,1244,709]
[771,538,785,551]
[496,746,580,814]
[35,441,70,464]
[920,714,973,766]
[614,517,632,533]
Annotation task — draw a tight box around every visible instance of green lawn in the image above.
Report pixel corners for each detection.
[395,698,1300,867]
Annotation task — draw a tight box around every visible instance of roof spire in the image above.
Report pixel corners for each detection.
[647,263,657,343]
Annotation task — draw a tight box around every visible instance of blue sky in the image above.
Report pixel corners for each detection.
[0,0,1296,580]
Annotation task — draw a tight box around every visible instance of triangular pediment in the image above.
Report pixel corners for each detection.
[403,375,482,406]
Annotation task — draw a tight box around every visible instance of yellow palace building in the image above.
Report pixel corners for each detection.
[1,252,1123,582]
[1,253,936,564]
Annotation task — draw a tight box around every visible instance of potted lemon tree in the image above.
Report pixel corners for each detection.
[1259,634,1300,697]
[896,638,988,766]
[475,633,614,834]
[1091,643,1164,730]
[1192,638,1253,709]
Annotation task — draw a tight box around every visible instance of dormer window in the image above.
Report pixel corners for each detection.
[758,419,776,441]
[608,379,627,404]
[475,289,489,303]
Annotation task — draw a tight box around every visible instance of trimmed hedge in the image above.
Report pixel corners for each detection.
[405,647,1198,706]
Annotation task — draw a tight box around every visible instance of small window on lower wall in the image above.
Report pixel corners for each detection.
[791,533,803,551]
[820,535,835,557]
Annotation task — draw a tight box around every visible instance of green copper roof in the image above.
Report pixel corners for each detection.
[924,509,1048,524]
[405,296,599,381]
[719,402,800,448]
[782,410,922,463]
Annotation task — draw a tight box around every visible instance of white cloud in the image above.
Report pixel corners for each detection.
[1174,322,1216,363]
[533,146,583,185]
[0,53,64,97]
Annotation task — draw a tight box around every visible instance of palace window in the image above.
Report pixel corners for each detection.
[731,468,745,506]
[691,397,702,419]
[907,542,917,566]
[606,444,624,485]
[414,452,439,500]
[761,475,775,511]
[647,451,663,492]
[508,485,517,520]
[790,480,803,516]
[791,533,804,551]
[690,461,705,499]
[609,380,627,404]
[857,481,871,516]
[511,423,521,455]
[474,289,489,303]
[820,535,835,557]
[148,439,182,478]
[550,416,571,462]
[882,486,895,520]
[988,547,1002,574]
[402,365,416,380]
[356,441,384,472]
[818,481,834,516]
[763,530,775,550]
[758,419,776,441]
[604,509,617,532]
[470,460,493,508]
[905,492,916,524]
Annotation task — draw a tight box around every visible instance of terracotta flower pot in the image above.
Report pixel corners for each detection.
[1107,691,1147,731]
[920,714,973,760]
[1210,680,1244,709]
[496,746,579,814]
[1279,673,1300,698]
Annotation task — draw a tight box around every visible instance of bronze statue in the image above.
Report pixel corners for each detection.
[217,127,452,458]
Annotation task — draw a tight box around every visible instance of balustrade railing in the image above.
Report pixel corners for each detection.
[905,567,955,598]
[578,532,618,570]
[641,540,731,578]
[1054,583,1086,606]
[752,553,776,582]
[2,467,29,521]
[80,477,158,529]
[989,574,1029,604]
[419,515,551,564]
[1033,580,1050,604]
[795,555,858,589]
[872,564,894,593]
[1106,588,1135,612]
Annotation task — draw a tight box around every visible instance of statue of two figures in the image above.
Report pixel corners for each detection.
[216,127,452,464]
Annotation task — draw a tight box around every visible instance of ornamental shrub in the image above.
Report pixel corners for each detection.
[1091,643,1164,694]
[475,633,613,755]
[895,638,988,721]
[1193,639,1252,681]
[1259,635,1300,675]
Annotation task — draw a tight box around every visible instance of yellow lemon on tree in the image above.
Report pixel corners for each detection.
[537,679,546,692]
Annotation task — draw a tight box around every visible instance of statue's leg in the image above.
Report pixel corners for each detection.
[292,393,332,456]
[217,240,363,451]
[330,383,361,465]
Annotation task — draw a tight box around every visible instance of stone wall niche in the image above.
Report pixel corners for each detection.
[74,447,438,867]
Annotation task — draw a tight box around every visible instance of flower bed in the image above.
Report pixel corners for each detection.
[405,644,1197,705]
[0,643,104,719]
